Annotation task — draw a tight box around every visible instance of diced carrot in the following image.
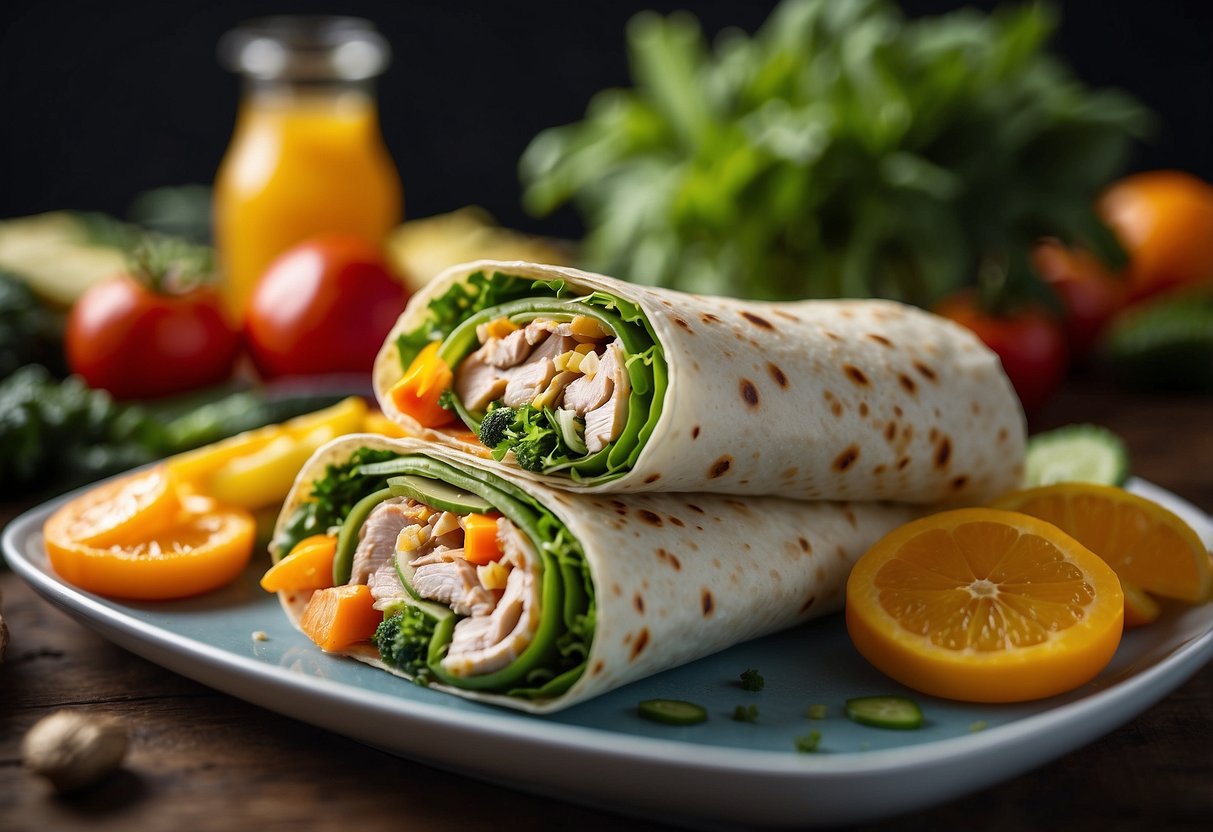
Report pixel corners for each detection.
[388,341,457,428]
[299,585,382,651]
[260,535,338,593]
[463,513,504,565]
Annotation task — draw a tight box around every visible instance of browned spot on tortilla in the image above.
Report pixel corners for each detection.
[824,330,842,341]
[867,333,893,348]
[644,473,661,484]
[630,628,650,661]
[843,506,857,527]
[708,456,733,478]
[798,537,812,554]
[633,593,645,614]
[668,552,681,570]
[741,311,775,329]
[799,595,817,614]
[767,362,788,388]
[591,660,605,676]
[700,312,722,324]
[899,373,918,394]
[661,299,674,308]
[914,361,938,382]
[831,400,844,418]
[858,402,869,417]
[611,500,627,510]
[971,401,982,415]
[726,499,749,513]
[722,349,734,359]
[611,583,623,597]
[686,540,698,551]
[655,547,681,570]
[833,445,860,472]
[670,516,685,527]
[998,427,1009,443]
[884,422,898,442]
[686,502,705,514]
[769,568,781,582]
[815,565,827,582]
[874,464,886,475]
[740,379,760,408]
[674,317,693,332]
[897,456,911,470]
[935,437,952,468]
[843,364,870,386]
[638,509,663,527]
[952,475,969,490]
[903,425,914,441]
[894,405,904,418]
[782,466,799,479]
[774,309,800,322]
[701,589,715,617]
[929,427,939,442]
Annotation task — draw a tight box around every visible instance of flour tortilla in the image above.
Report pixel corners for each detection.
[374,261,1026,505]
[273,435,916,714]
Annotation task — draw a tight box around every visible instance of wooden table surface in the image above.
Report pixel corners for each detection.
[2,378,1210,832]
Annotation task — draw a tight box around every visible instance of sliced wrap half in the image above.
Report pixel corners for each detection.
[270,435,916,714]
[373,260,1026,504]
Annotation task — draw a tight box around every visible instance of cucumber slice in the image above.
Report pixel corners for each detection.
[844,696,924,730]
[392,555,454,623]
[1024,423,1130,487]
[386,475,493,514]
[637,699,708,726]
[553,408,587,456]
[333,487,397,585]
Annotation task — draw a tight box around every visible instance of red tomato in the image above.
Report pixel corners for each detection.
[1098,170,1213,302]
[1031,240,1127,360]
[244,235,408,378]
[935,291,1069,414]
[66,275,240,400]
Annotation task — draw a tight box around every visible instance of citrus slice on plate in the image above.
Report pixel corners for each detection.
[846,508,1124,703]
[45,492,255,601]
[43,465,181,549]
[991,483,1212,603]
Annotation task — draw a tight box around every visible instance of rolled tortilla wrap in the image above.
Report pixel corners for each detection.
[271,435,916,714]
[374,260,1025,504]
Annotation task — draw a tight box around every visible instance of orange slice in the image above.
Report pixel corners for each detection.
[44,465,180,549]
[1121,581,1162,628]
[46,495,255,601]
[846,508,1124,703]
[992,483,1212,603]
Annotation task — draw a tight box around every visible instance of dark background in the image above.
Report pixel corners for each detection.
[2,0,1212,240]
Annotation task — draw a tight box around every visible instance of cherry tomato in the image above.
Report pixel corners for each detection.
[66,275,240,400]
[1098,170,1213,302]
[935,291,1069,414]
[1031,240,1127,361]
[244,235,408,378]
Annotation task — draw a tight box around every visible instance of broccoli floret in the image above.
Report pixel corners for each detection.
[372,606,437,684]
[478,403,516,448]
[478,403,561,472]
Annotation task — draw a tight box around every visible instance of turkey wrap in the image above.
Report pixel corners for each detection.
[373,260,1025,504]
[270,435,915,713]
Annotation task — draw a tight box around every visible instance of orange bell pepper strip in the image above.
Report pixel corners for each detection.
[260,535,338,593]
[462,513,504,565]
[388,341,457,428]
[299,584,383,651]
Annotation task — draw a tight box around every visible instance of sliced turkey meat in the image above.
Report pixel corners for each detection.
[348,498,431,585]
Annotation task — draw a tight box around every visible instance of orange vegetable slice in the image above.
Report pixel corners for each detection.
[43,465,181,549]
[388,341,456,428]
[299,584,382,651]
[45,496,256,601]
[260,535,338,593]
[991,483,1212,603]
[462,513,503,565]
[846,508,1124,703]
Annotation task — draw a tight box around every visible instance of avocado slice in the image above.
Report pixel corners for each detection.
[386,474,493,514]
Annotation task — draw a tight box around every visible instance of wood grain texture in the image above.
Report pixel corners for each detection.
[1,379,1210,831]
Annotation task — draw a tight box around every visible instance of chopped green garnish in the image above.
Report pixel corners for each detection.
[739,668,765,692]
[806,704,828,720]
[731,704,759,723]
[845,696,924,730]
[794,731,822,753]
[637,699,708,726]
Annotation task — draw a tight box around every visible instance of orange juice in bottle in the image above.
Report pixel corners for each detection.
[214,17,402,320]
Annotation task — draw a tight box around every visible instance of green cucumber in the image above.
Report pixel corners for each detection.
[393,555,455,622]
[333,487,397,585]
[386,475,493,514]
[844,696,924,730]
[1100,294,1213,393]
[1024,424,1130,487]
[638,699,708,726]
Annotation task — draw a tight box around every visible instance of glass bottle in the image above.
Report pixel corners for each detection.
[214,16,403,320]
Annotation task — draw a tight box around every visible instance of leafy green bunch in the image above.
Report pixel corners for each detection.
[520,0,1150,305]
